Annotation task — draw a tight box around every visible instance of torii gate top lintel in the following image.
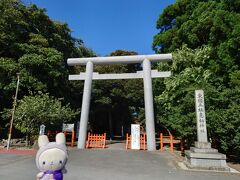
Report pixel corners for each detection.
[67,53,172,66]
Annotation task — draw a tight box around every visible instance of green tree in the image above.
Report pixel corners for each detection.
[2,93,78,139]
[0,0,94,138]
[155,46,212,138]
[155,45,240,155]
[0,0,94,103]
[153,0,240,156]
[153,0,240,85]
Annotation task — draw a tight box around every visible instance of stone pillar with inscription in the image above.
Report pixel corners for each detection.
[185,90,229,171]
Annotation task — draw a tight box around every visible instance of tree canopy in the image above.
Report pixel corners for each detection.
[2,93,78,138]
[153,0,240,156]
[0,0,93,138]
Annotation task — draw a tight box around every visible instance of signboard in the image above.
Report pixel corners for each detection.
[62,123,74,132]
[39,124,45,135]
[195,90,208,142]
[131,124,140,150]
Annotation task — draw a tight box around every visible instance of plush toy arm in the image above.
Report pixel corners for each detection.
[36,172,44,180]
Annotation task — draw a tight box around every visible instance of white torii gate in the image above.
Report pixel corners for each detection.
[67,54,172,151]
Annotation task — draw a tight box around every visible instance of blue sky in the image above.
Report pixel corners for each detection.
[23,0,175,56]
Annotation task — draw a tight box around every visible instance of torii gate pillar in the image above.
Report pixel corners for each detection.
[77,61,93,149]
[143,59,156,151]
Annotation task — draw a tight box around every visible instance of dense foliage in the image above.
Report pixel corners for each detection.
[0,0,93,138]
[2,93,78,138]
[153,0,240,156]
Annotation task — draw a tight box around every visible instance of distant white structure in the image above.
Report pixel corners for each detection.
[67,54,172,151]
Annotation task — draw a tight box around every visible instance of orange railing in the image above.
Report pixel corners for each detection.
[160,133,183,152]
[64,131,75,147]
[86,132,106,148]
[126,133,147,150]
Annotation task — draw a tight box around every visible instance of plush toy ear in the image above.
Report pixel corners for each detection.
[38,135,49,148]
[56,133,66,145]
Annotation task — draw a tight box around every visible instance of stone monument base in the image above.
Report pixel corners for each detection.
[184,142,230,171]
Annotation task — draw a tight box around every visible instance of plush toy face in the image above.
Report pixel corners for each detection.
[36,133,68,172]
[38,148,67,171]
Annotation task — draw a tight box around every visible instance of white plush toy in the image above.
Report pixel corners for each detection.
[36,133,68,180]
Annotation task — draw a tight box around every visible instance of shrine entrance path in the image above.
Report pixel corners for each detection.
[0,148,239,180]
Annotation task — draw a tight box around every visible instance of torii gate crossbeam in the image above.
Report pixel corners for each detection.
[67,54,172,151]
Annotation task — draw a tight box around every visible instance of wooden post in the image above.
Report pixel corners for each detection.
[103,133,106,148]
[7,73,20,150]
[170,134,174,152]
[160,133,163,151]
[143,134,146,150]
[71,131,75,147]
[86,132,90,148]
[180,139,184,153]
[126,133,128,150]
[47,130,51,137]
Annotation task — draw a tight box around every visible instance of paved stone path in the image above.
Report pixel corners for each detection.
[0,148,239,180]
